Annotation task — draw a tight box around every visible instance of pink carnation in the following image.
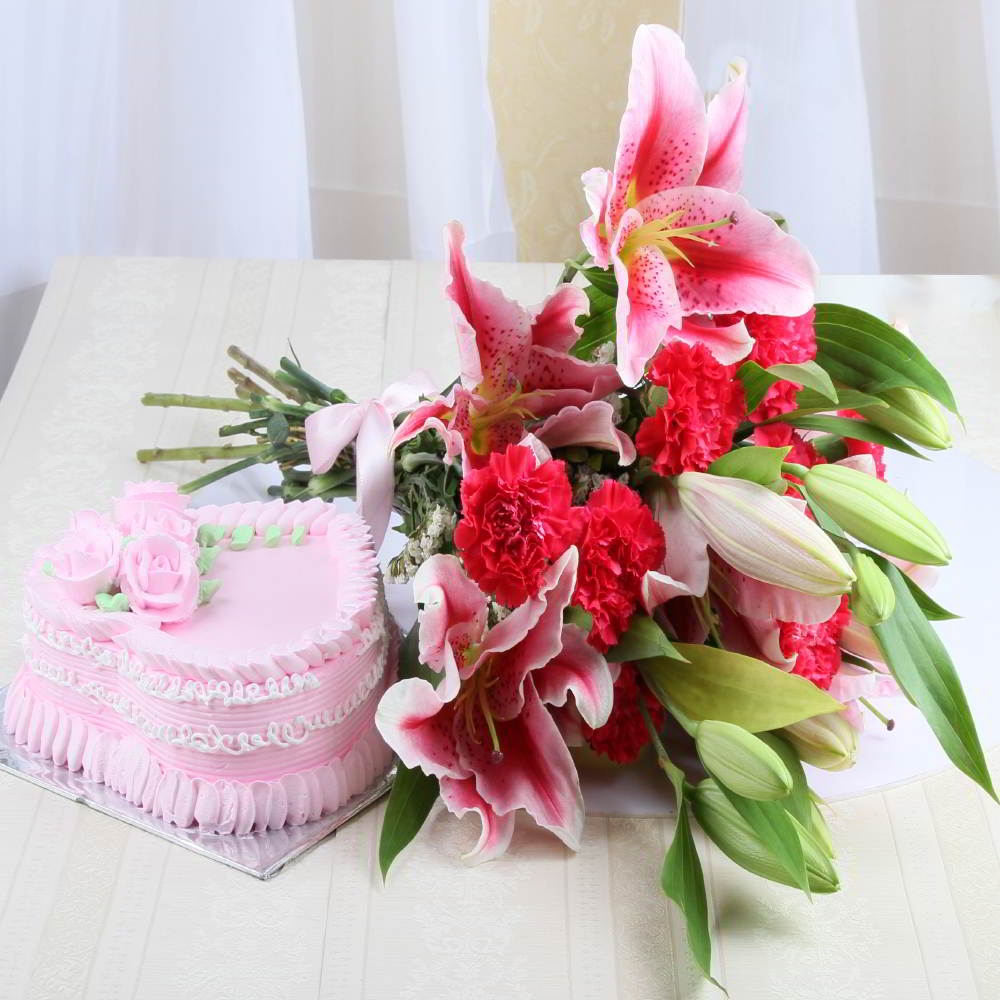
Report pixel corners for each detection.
[635,341,745,475]
[584,663,664,763]
[779,595,850,690]
[839,409,887,480]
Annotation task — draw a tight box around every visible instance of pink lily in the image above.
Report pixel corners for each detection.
[393,223,621,468]
[580,25,817,385]
[375,548,614,861]
[304,372,436,547]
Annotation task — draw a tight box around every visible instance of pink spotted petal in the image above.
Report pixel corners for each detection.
[459,679,585,853]
[713,564,844,625]
[476,548,580,716]
[530,284,588,353]
[612,208,682,385]
[438,776,516,863]
[532,624,616,729]
[445,220,532,393]
[608,24,708,227]
[635,187,818,318]
[579,167,613,267]
[829,668,899,705]
[533,401,636,465]
[641,569,700,615]
[391,392,466,462]
[413,554,488,698]
[375,678,467,780]
[647,483,711,601]
[519,346,622,417]
[698,59,748,192]
[669,314,753,365]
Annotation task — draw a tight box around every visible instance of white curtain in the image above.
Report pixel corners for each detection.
[682,0,880,273]
[0,0,311,388]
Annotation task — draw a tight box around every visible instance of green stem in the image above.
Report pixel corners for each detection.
[136,443,266,464]
[638,697,687,802]
[859,697,895,731]
[557,250,592,285]
[227,368,271,400]
[278,357,350,404]
[141,393,252,412]
[781,462,810,480]
[179,455,263,494]
[218,417,270,437]
[227,345,305,403]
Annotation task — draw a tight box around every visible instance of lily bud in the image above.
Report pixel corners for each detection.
[857,388,952,451]
[676,472,855,596]
[691,779,840,893]
[849,551,896,625]
[804,464,951,566]
[695,720,793,801]
[782,712,859,771]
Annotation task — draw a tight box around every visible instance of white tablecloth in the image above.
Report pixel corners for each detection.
[0,260,997,999]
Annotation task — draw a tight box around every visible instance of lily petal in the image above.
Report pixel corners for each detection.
[530,284,589,353]
[521,346,622,415]
[670,314,753,365]
[613,208,682,385]
[532,624,616,729]
[635,187,818,318]
[375,678,466,780]
[714,564,845,625]
[438,776,516,863]
[446,220,532,393]
[459,678,585,853]
[413,554,488,697]
[579,167,612,267]
[354,403,396,549]
[608,24,708,225]
[391,392,466,462]
[698,59,748,192]
[533,401,636,465]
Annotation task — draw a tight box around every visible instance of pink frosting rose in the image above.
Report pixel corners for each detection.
[114,481,197,551]
[44,511,122,605]
[118,533,200,623]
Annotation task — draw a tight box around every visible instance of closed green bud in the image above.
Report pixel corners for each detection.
[857,388,952,450]
[849,551,896,625]
[691,779,840,893]
[695,720,793,800]
[646,385,669,414]
[783,712,859,771]
[804,464,951,566]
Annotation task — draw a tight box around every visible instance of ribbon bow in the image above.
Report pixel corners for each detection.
[304,372,437,549]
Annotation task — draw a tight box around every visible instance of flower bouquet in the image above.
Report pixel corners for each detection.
[137,25,994,986]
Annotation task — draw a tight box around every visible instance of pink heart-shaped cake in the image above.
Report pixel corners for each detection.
[3,482,396,834]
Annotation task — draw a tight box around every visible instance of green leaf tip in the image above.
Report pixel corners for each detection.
[378,764,439,881]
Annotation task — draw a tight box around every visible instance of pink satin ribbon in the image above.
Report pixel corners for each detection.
[304,372,437,549]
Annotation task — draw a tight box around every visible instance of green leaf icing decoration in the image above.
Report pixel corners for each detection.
[196,524,226,547]
[197,545,221,574]
[96,592,130,613]
[41,560,54,577]
[229,524,253,550]
[291,525,306,546]
[198,579,223,606]
[265,525,282,547]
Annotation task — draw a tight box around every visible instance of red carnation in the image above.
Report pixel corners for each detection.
[839,409,887,480]
[718,309,817,434]
[635,341,745,476]
[584,663,665,763]
[573,481,665,652]
[779,595,850,690]
[455,444,579,607]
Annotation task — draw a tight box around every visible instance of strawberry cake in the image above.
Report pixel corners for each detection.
[3,482,396,834]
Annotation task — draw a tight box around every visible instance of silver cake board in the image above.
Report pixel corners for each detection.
[0,685,395,879]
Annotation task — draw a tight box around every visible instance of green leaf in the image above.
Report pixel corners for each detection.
[661,803,725,992]
[899,571,961,621]
[606,614,688,663]
[584,283,616,313]
[267,412,289,447]
[714,782,811,896]
[378,764,440,880]
[813,303,959,415]
[763,413,926,459]
[757,732,811,827]
[564,605,594,634]
[737,359,837,412]
[639,646,844,732]
[581,265,618,296]
[571,307,616,360]
[871,560,996,801]
[709,445,791,493]
[397,623,439,686]
[794,386,888,414]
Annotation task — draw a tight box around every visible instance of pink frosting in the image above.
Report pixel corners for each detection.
[119,533,200,623]
[5,497,397,833]
[43,511,122,605]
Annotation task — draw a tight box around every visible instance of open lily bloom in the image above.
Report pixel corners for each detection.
[580,25,817,384]
[393,222,622,467]
[375,549,615,861]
